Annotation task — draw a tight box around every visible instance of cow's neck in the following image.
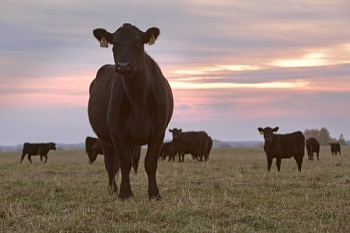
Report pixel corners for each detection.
[122,71,151,129]
[122,72,149,104]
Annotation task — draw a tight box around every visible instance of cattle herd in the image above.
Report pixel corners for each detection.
[16,23,345,201]
[256,127,341,172]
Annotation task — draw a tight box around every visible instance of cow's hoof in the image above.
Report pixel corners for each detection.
[118,191,134,201]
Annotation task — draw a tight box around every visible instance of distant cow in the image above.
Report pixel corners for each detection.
[258,127,305,172]
[85,136,104,164]
[306,137,320,161]
[160,141,177,161]
[329,142,341,156]
[20,142,56,163]
[85,136,141,172]
[88,23,173,200]
[169,128,210,162]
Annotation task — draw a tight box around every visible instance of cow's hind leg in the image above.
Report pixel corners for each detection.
[100,141,119,194]
[295,156,303,172]
[180,153,184,162]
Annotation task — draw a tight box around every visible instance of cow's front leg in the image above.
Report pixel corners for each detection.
[295,156,303,172]
[118,146,133,200]
[267,157,272,171]
[276,158,282,172]
[145,142,162,201]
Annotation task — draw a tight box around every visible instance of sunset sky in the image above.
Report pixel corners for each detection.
[1,0,350,145]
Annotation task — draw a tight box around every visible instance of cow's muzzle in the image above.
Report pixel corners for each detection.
[117,61,131,73]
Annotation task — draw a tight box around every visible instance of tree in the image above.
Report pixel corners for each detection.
[303,129,319,140]
[338,134,346,145]
[304,127,332,146]
[318,127,332,145]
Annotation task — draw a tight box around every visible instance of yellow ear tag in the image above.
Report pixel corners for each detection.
[259,131,264,135]
[100,37,108,48]
[148,34,155,45]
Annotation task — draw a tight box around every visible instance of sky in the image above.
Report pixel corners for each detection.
[1,0,350,145]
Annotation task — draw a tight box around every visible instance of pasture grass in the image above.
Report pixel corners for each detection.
[0,146,349,232]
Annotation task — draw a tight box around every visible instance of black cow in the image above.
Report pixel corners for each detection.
[258,127,305,172]
[306,137,320,161]
[169,128,210,162]
[85,137,141,172]
[160,141,177,161]
[85,136,104,164]
[88,23,173,200]
[329,142,341,156]
[20,142,56,163]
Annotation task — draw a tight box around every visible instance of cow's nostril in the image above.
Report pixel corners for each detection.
[117,62,131,68]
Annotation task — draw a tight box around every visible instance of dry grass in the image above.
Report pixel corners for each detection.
[1,146,349,232]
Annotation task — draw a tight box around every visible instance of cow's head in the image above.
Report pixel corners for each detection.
[93,23,160,77]
[49,142,57,150]
[169,128,182,140]
[88,151,98,164]
[258,127,279,147]
[88,141,101,164]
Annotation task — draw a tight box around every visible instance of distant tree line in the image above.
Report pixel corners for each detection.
[303,127,346,145]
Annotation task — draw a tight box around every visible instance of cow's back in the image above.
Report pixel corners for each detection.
[23,143,40,155]
[306,137,320,152]
[176,131,207,154]
[279,131,304,157]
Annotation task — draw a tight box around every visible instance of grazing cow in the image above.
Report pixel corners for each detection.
[329,142,341,156]
[88,23,173,200]
[20,142,56,163]
[169,128,210,162]
[160,141,177,161]
[85,136,141,172]
[258,127,305,172]
[306,137,320,161]
[85,136,104,164]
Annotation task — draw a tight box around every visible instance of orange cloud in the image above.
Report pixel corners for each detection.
[269,44,350,68]
[169,80,309,90]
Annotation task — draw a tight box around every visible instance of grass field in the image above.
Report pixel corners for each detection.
[1,146,349,232]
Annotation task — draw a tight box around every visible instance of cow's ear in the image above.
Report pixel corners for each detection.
[141,27,160,45]
[169,129,173,133]
[273,127,279,132]
[179,129,182,133]
[258,128,264,135]
[93,28,113,47]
